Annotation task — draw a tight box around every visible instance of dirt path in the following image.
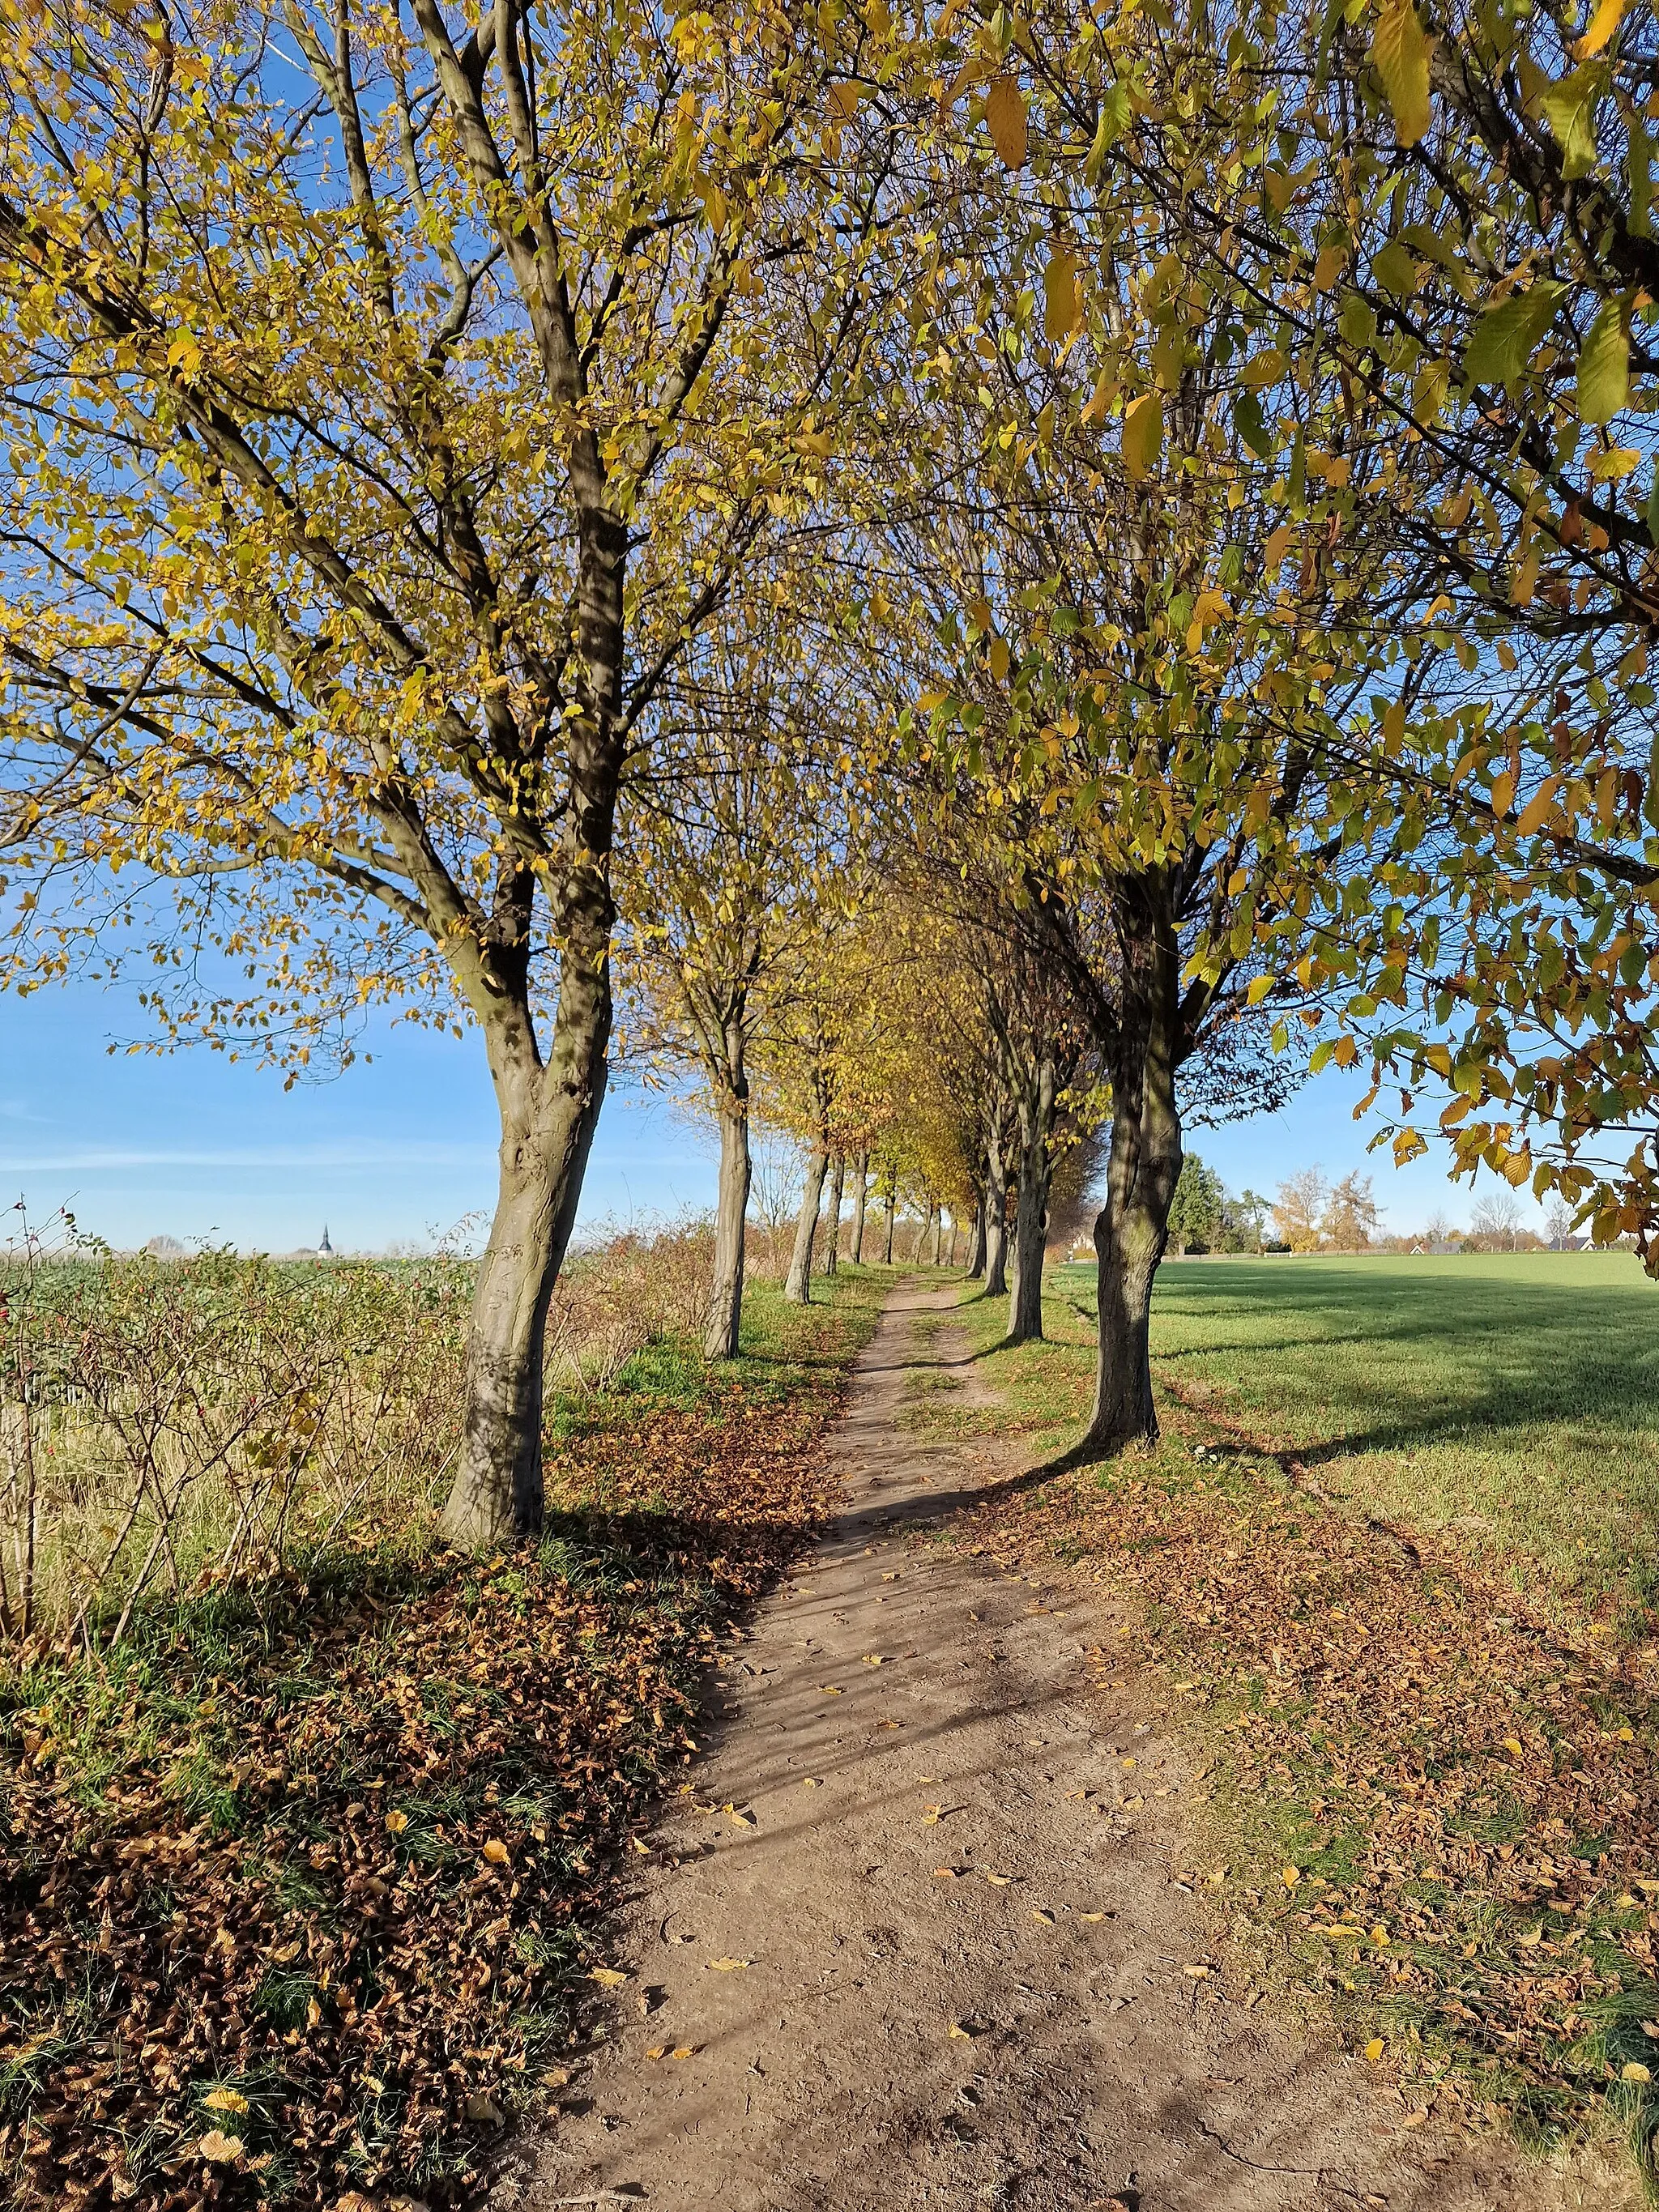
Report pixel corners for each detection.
[507,1281,1621,2212]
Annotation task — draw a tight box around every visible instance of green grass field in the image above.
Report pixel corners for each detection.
[934,1252,1659,2169]
[954,1251,1659,1632]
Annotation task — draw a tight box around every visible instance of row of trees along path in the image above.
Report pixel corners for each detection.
[6,1,1659,1535]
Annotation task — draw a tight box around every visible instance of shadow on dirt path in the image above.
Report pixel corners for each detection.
[501,1280,1627,2212]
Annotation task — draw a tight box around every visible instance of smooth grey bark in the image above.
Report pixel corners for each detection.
[966,1194,986,1278]
[821,1153,847,1276]
[785,1147,830,1302]
[912,1196,936,1264]
[849,1152,870,1264]
[983,1144,1009,1300]
[882,1187,896,1264]
[705,1080,751,1358]
[1080,899,1183,1451]
[440,511,625,1549]
[1007,1055,1056,1345]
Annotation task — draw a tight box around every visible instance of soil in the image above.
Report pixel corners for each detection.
[503,1281,1631,2212]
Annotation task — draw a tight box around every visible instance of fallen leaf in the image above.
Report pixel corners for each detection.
[1282,1867,1302,1890]
[1366,2038,1384,2062]
[1402,2109,1429,2127]
[933,1867,958,1880]
[1080,1912,1107,1923]
[203,2088,249,2114]
[464,2092,502,2125]
[922,1804,943,1824]
[706,1957,752,1971]
[385,1809,409,1834]
[1502,1737,1524,1758]
[862,1654,885,1666]
[1624,2061,1653,2082]
[818,1685,843,1696]
[198,2130,244,2163]
[482,1838,510,1865]
[1183,1963,1212,1979]
[1032,1908,1056,1925]
[801,1777,820,1788]
[590,1967,629,1988]
[670,2045,695,2060]
[645,2045,667,2061]
[948,2019,981,2039]
[984,1871,1013,1886]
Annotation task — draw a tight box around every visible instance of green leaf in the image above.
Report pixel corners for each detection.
[1371,0,1433,147]
[1086,83,1132,181]
[1464,280,1567,388]
[1541,63,1607,181]
[1371,239,1417,296]
[1234,392,1273,458]
[1577,298,1630,424]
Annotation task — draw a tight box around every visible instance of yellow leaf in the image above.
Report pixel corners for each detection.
[1491,770,1516,818]
[1496,641,1517,671]
[1503,1736,1525,1756]
[1122,390,1163,481]
[482,1838,510,1865]
[1313,245,1345,291]
[1511,548,1542,604]
[645,2045,667,2061]
[818,1684,842,1694]
[1371,0,1435,147]
[1576,0,1626,53]
[198,2131,245,2163]
[385,1809,409,1834]
[590,1966,629,1988]
[671,2045,695,2060]
[984,1871,1012,1886]
[1624,2061,1653,2082]
[1282,1865,1302,1889]
[985,76,1028,168]
[1031,1907,1056,1925]
[1044,246,1079,342]
[948,2020,975,2039]
[1516,777,1559,835]
[706,1956,752,1971]
[203,2089,249,2114]
[1365,2037,1384,2062]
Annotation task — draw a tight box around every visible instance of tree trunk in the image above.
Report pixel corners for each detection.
[785,1147,830,1302]
[983,1144,1009,1300]
[441,980,611,1546]
[882,1187,896,1264]
[1079,902,1183,1453]
[927,1204,943,1267]
[821,1153,847,1276]
[1007,1056,1056,1345]
[966,1192,987,1279]
[440,490,626,1545]
[849,1153,869,1264]
[912,1196,935,1264]
[705,1083,751,1358]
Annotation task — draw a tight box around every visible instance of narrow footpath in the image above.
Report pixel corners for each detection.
[506,1281,1620,2212]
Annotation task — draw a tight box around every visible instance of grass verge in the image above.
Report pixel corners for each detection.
[928,1259,1659,2189]
[0,1269,885,2211]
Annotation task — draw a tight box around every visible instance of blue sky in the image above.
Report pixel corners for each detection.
[1,970,1542,1251]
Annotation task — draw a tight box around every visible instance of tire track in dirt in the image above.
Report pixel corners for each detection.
[501,1280,1626,2211]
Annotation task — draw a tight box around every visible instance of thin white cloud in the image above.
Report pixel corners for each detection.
[0,1144,486,1172]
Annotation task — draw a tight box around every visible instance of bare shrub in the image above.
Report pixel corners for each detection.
[545,1216,716,1391]
[0,1213,716,1643]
